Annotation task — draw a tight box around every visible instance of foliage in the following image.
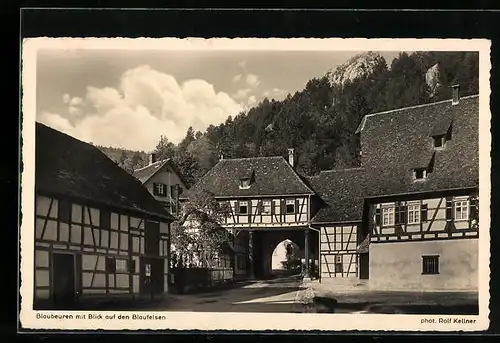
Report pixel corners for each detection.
[170,189,232,268]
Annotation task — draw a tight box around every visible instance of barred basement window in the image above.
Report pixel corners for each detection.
[422,255,439,275]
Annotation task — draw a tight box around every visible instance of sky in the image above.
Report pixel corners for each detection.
[36,49,401,152]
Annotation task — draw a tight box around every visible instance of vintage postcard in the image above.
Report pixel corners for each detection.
[19,37,491,332]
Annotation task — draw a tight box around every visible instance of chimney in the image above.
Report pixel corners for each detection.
[149,153,157,165]
[452,84,460,105]
[287,148,295,168]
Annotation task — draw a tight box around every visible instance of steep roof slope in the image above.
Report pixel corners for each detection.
[133,158,189,187]
[359,94,479,197]
[35,122,174,221]
[307,168,366,223]
[185,156,314,198]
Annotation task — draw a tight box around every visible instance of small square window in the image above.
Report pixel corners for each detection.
[240,178,251,189]
[115,259,129,272]
[422,255,439,275]
[239,202,248,214]
[414,168,427,180]
[155,183,166,196]
[434,136,444,148]
[286,199,295,214]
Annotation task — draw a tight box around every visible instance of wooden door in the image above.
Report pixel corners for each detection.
[359,253,369,279]
[52,253,76,308]
[140,257,164,295]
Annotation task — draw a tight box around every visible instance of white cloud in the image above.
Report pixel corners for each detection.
[232,88,252,100]
[232,74,242,82]
[62,93,71,104]
[263,88,288,101]
[247,96,257,107]
[237,60,247,70]
[38,65,242,151]
[246,73,260,88]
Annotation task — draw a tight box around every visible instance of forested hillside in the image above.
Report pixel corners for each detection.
[98,51,479,185]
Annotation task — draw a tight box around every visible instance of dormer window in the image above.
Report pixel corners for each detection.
[433,135,445,148]
[238,170,255,190]
[239,178,251,189]
[413,168,428,180]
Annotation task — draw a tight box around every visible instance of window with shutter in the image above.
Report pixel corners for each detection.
[58,199,72,224]
[421,204,428,222]
[445,197,454,221]
[470,198,478,220]
[382,207,395,226]
[106,257,116,273]
[239,201,248,215]
[286,199,295,214]
[455,200,469,221]
[374,208,381,225]
[100,210,111,229]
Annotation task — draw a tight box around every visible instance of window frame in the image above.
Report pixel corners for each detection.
[433,135,445,148]
[239,201,248,215]
[455,200,469,221]
[285,199,295,214]
[239,178,251,189]
[413,168,427,180]
[262,200,272,215]
[422,255,440,275]
[115,258,129,272]
[407,204,421,224]
[155,183,166,197]
[382,206,395,226]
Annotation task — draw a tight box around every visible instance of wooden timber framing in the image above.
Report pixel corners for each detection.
[34,193,170,305]
[315,223,360,278]
[221,195,310,228]
[367,191,479,244]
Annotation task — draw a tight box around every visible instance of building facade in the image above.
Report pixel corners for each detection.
[34,123,174,309]
[184,152,318,280]
[133,155,189,217]
[180,86,480,291]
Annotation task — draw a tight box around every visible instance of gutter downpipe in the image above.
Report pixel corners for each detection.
[308,225,321,284]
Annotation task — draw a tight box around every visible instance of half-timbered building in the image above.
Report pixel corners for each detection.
[307,168,368,280]
[355,86,479,291]
[34,123,175,309]
[184,150,317,279]
[133,155,189,217]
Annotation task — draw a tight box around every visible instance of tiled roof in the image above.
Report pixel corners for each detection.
[35,123,174,221]
[308,95,479,224]
[359,95,479,197]
[185,156,314,198]
[133,159,189,187]
[307,168,366,223]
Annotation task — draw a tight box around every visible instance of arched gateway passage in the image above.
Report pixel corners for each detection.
[249,229,319,279]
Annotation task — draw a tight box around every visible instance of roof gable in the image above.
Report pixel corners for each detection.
[133,159,189,188]
[35,123,174,221]
[186,156,314,198]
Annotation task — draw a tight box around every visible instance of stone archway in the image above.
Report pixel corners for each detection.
[251,229,318,279]
[271,239,301,276]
